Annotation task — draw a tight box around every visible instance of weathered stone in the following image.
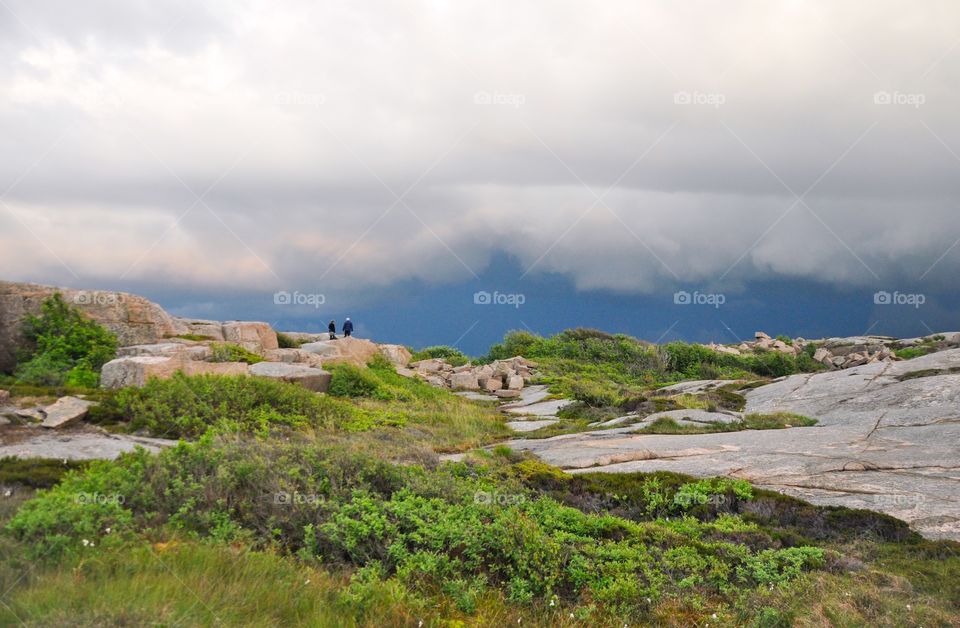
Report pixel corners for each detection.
[395,367,415,378]
[450,371,479,391]
[506,419,558,432]
[118,342,212,361]
[0,427,176,460]
[175,319,225,341]
[755,331,771,340]
[0,389,8,405]
[41,396,95,428]
[0,281,190,372]
[813,347,832,364]
[222,322,279,353]
[263,348,325,368]
[378,344,412,367]
[100,355,248,389]
[509,349,960,541]
[482,377,502,392]
[248,362,331,392]
[506,375,524,390]
[300,337,379,367]
[409,358,446,374]
[494,389,522,398]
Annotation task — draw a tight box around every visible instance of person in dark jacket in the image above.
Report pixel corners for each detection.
[342,317,353,337]
[328,320,337,340]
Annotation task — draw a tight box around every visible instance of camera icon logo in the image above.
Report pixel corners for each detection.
[874,291,891,305]
[873,91,892,105]
[473,291,492,305]
[673,290,692,305]
[274,491,291,505]
[274,291,292,305]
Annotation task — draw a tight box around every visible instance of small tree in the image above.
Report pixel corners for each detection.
[15,293,118,387]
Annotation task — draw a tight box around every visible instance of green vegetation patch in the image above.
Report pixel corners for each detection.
[12,293,117,387]
[210,342,264,364]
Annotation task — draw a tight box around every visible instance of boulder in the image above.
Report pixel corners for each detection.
[264,348,325,368]
[41,396,95,428]
[248,362,331,392]
[0,280,189,372]
[175,319,225,341]
[378,344,412,367]
[495,389,522,398]
[118,342,212,361]
[0,389,8,405]
[755,331,771,340]
[300,336,379,367]
[506,375,524,390]
[482,377,503,392]
[100,355,248,389]
[450,371,479,391]
[222,321,279,353]
[410,358,446,374]
[813,347,832,365]
[395,367,416,378]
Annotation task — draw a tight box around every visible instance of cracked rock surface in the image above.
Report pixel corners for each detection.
[508,349,960,540]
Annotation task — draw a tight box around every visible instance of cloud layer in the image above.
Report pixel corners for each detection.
[2,0,959,300]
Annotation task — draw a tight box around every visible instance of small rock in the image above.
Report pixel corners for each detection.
[494,389,521,398]
[41,396,95,429]
[0,389,9,405]
[450,371,480,391]
[248,362,331,392]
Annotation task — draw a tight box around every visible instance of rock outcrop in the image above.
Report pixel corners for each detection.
[248,362,332,392]
[702,330,960,371]
[507,348,960,541]
[0,280,189,372]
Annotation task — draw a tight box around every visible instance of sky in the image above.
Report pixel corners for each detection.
[1,1,959,354]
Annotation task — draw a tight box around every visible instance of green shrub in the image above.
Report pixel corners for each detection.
[94,373,349,438]
[276,332,301,349]
[13,293,117,386]
[410,346,469,367]
[210,343,263,364]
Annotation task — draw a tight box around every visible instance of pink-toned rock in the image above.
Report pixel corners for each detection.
[100,355,248,389]
[506,375,524,390]
[0,281,189,372]
[378,344,412,367]
[482,377,503,392]
[222,322,278,353]
[450,371,479,391]
[248,362,331,392]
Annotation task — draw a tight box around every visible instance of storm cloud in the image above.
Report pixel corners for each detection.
[2,0,959,301]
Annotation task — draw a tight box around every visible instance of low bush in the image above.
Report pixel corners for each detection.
[409,345,470,366]
[210,343,263,364]
[12,293,117,386]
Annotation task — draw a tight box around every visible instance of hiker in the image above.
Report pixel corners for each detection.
[342,317,353,337]
[328,320,337,340]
